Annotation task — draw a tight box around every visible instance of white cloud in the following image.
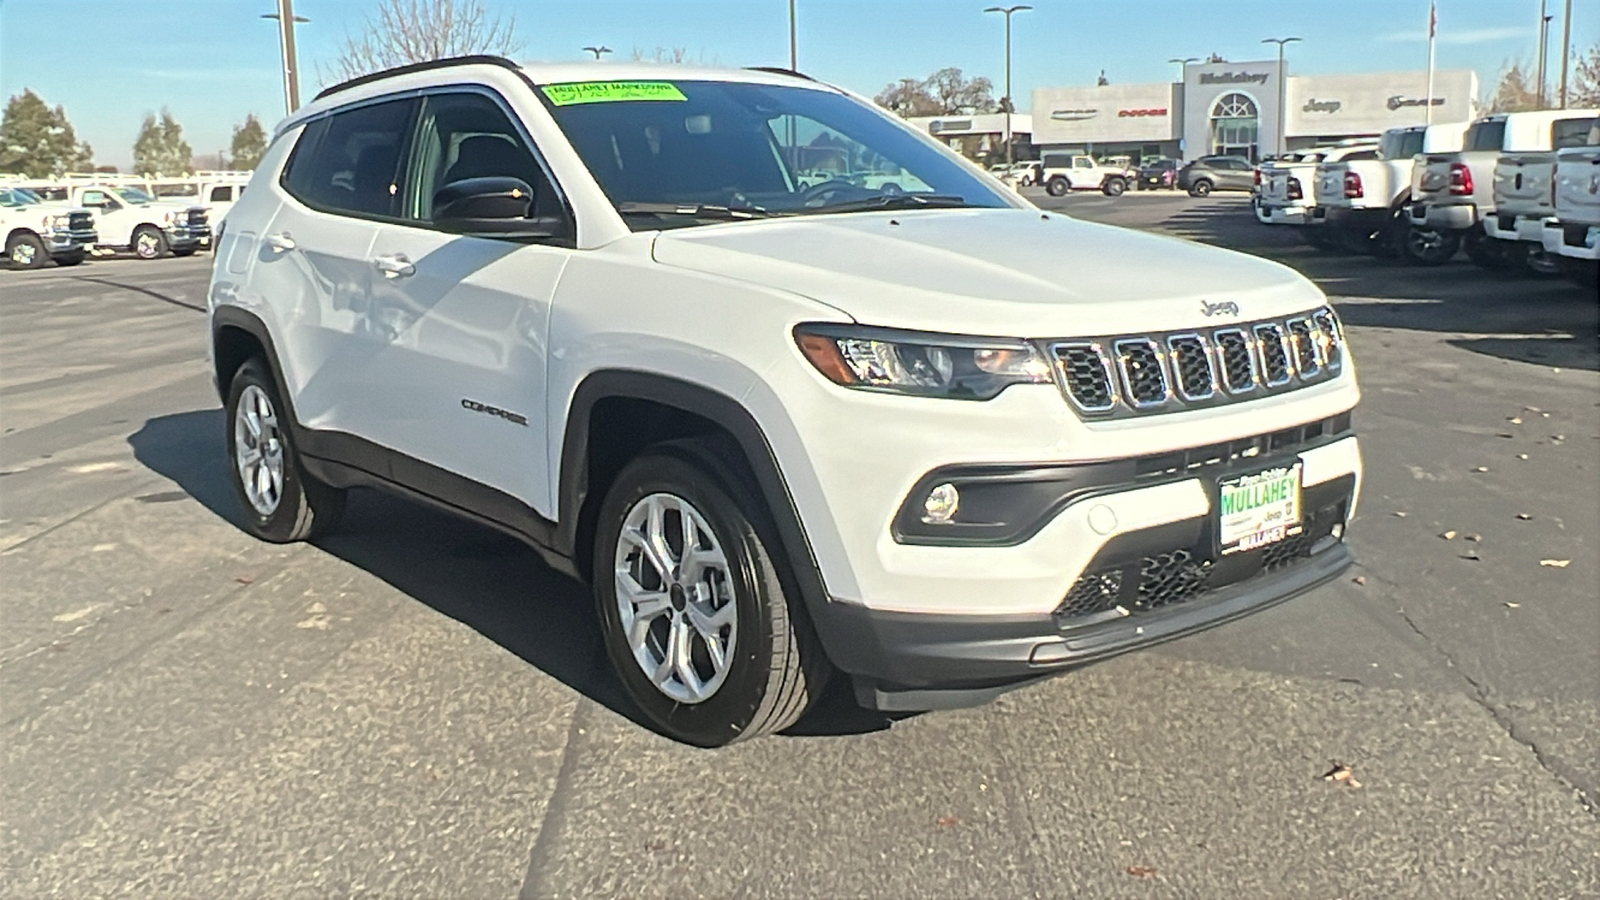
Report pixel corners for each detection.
[1377,26,1533,46]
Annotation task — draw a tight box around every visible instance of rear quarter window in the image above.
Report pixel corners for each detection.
[282,97,417,219]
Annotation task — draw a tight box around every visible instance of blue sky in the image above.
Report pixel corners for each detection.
[1,0,1593,169]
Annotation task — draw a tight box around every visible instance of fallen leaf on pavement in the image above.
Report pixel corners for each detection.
[1508,416,1523,424]
[1126,866,1157,878]
[1539,559,1571,568]
[1505,602,1520,608]
[1352,576,1366,586]
[1392,511,1408,518]
[1440,530,1457,540]
[1322,762,1362,788]
[1517,454,1529,460]
[1496,432,1514,439]
[1461,552,1481,561]
[1464,533,1482,542]
[1516,513,1533,520]
[1473,466,1489,473]
[234,577,254,585]
[936,816,959,828]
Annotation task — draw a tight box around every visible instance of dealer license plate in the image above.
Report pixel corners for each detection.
[1218,464,1303,555]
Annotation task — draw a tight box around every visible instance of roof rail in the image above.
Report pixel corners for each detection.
[313,54,522,102]
[745,66,814,82]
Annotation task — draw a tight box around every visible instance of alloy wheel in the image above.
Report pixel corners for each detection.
[11,242,36,266]
[613,492,738,704]
[233,384,285,516]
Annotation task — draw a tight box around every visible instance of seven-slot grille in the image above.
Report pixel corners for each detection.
[1048,308,1343,417]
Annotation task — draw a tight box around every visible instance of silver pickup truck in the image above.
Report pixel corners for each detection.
[1409,109,1598,269]
[1485,113,1596,273]
[1540,119,1600,288]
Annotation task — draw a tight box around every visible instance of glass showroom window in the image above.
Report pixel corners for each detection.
[1210,93,1259,161]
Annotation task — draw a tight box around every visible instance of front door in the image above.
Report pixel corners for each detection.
[362,89,572,515]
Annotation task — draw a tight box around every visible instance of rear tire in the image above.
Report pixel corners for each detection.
[224,358,345,543]
[1404,226,1461,266]
[6,233,48,269]
[594,444,829,747]
[1189,179,1213,197]
[1046,176,1070,197]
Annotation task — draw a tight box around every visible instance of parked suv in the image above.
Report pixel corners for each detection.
[1178,156,1256,196]
[210,58,1363,746]
[1137,158,1179,190]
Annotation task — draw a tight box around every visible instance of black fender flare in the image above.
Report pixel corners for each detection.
[557,370,830,615]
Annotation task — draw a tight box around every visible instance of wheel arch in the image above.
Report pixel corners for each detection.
[558,370,829,616]
[210,306,300,425]
[6,227,44,246]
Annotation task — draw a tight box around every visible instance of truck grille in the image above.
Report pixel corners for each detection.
[187,208,208,227]
[1049,308,1343,418]
[68,212,93,231]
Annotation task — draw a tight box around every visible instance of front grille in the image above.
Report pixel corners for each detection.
[1054,500,1346,622]
[1114,339,1167,406]
[187,208,208,227]
[68,212,93,230]
[1049,308,1343,417]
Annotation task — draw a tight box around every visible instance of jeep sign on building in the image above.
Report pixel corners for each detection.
[1032,67,1478,163]
[1284,70,1477,140]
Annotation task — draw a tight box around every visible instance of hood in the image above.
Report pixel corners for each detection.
[650,208,1325,337]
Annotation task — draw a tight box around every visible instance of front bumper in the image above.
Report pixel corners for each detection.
[1542,219,1600,260]
[166,225,210,250]
[1410,201,1477,231]
[808,429,1362,710]
[46,228,97,255]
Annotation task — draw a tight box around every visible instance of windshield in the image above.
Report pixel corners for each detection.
[541,79,1010,228]
[0,188,39,207]
[114,186,155,204]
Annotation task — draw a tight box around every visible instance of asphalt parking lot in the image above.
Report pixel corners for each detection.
[3,196,1597,899]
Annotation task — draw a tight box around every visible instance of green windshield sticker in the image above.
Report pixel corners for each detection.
[542,81,688,106]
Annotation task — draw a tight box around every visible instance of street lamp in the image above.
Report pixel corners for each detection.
[582,45,612,59]
[983,5,1032,166]
[1167,57,1199,84]
[1261,37,1301,159]
[261,0,309,115]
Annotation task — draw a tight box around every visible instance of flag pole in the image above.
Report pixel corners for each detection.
[1425,1,1437,125]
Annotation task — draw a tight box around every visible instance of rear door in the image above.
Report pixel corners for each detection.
[361,88,574,512]
[250,96,419,435]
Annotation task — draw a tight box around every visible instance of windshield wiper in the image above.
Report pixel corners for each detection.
[616,202,782,221]
[799,194,977,215]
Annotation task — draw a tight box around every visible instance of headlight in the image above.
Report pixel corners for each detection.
[164,210,182,224]
[41,214,69,229]
[794,324,1053,400]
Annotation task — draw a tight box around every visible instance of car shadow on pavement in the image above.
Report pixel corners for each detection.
[128,409,898,742]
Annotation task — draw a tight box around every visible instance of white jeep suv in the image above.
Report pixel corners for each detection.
[208,57,1363,746]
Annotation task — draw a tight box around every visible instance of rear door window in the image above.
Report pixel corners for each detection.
[283,97,419,219]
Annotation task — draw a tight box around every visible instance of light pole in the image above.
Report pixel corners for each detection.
[261,0,308,115]
[1536,0,1553,108]
[983,5,1032,166]
[582,45,612,59]
[789,0,798,71]
[1261,37,1300,159]
[1167,56,1199,84]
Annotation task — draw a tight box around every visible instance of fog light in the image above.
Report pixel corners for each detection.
[921,483,960,524]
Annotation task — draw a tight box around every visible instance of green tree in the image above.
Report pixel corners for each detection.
[230,114,267,170]
[0,89,93,177]
[132,108,193,176]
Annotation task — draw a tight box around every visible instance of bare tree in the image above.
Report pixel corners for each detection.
[322,0,521,83]
[629,46,714,65]
[874,68,996,118]
[1570,41,1600,108]
[1486,61,1541,113]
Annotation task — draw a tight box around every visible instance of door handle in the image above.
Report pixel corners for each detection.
[373,253,415,278]
[264,232,296,252]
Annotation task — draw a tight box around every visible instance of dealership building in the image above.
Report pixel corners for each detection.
[1031,61,1479,162]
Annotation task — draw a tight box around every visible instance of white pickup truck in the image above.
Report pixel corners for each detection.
[1037,152,1134,197]
[1540,118,1600,288]
[1312,122,1469,261]
[1257,144,1378,245]
[0,186,97,269]
[1485,114,1597,272]
[1409,109,1599,268]
[69,183,210,259]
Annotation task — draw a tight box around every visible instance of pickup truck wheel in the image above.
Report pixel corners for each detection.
[1046,176,1070,197]
[133,226,168,260]
[1404,226,1460,266]
[595,447,829,747]
[1188,179,1213,197]
[6,233,48,269]
[53,250,86,267]
[1101,177,1126,197]
[225,358,345,542]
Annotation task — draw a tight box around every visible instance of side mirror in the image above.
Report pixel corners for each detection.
[432,176,566,238]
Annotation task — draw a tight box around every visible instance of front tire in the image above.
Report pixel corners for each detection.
[1046,176,1070,197]
[53,250,86,267]
[6,233,48,269]
[1101,177,1126,197]
[1189,179,1213,197]
[224,358,345,542]
[594,445,828,747]
[133,226,167,260]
